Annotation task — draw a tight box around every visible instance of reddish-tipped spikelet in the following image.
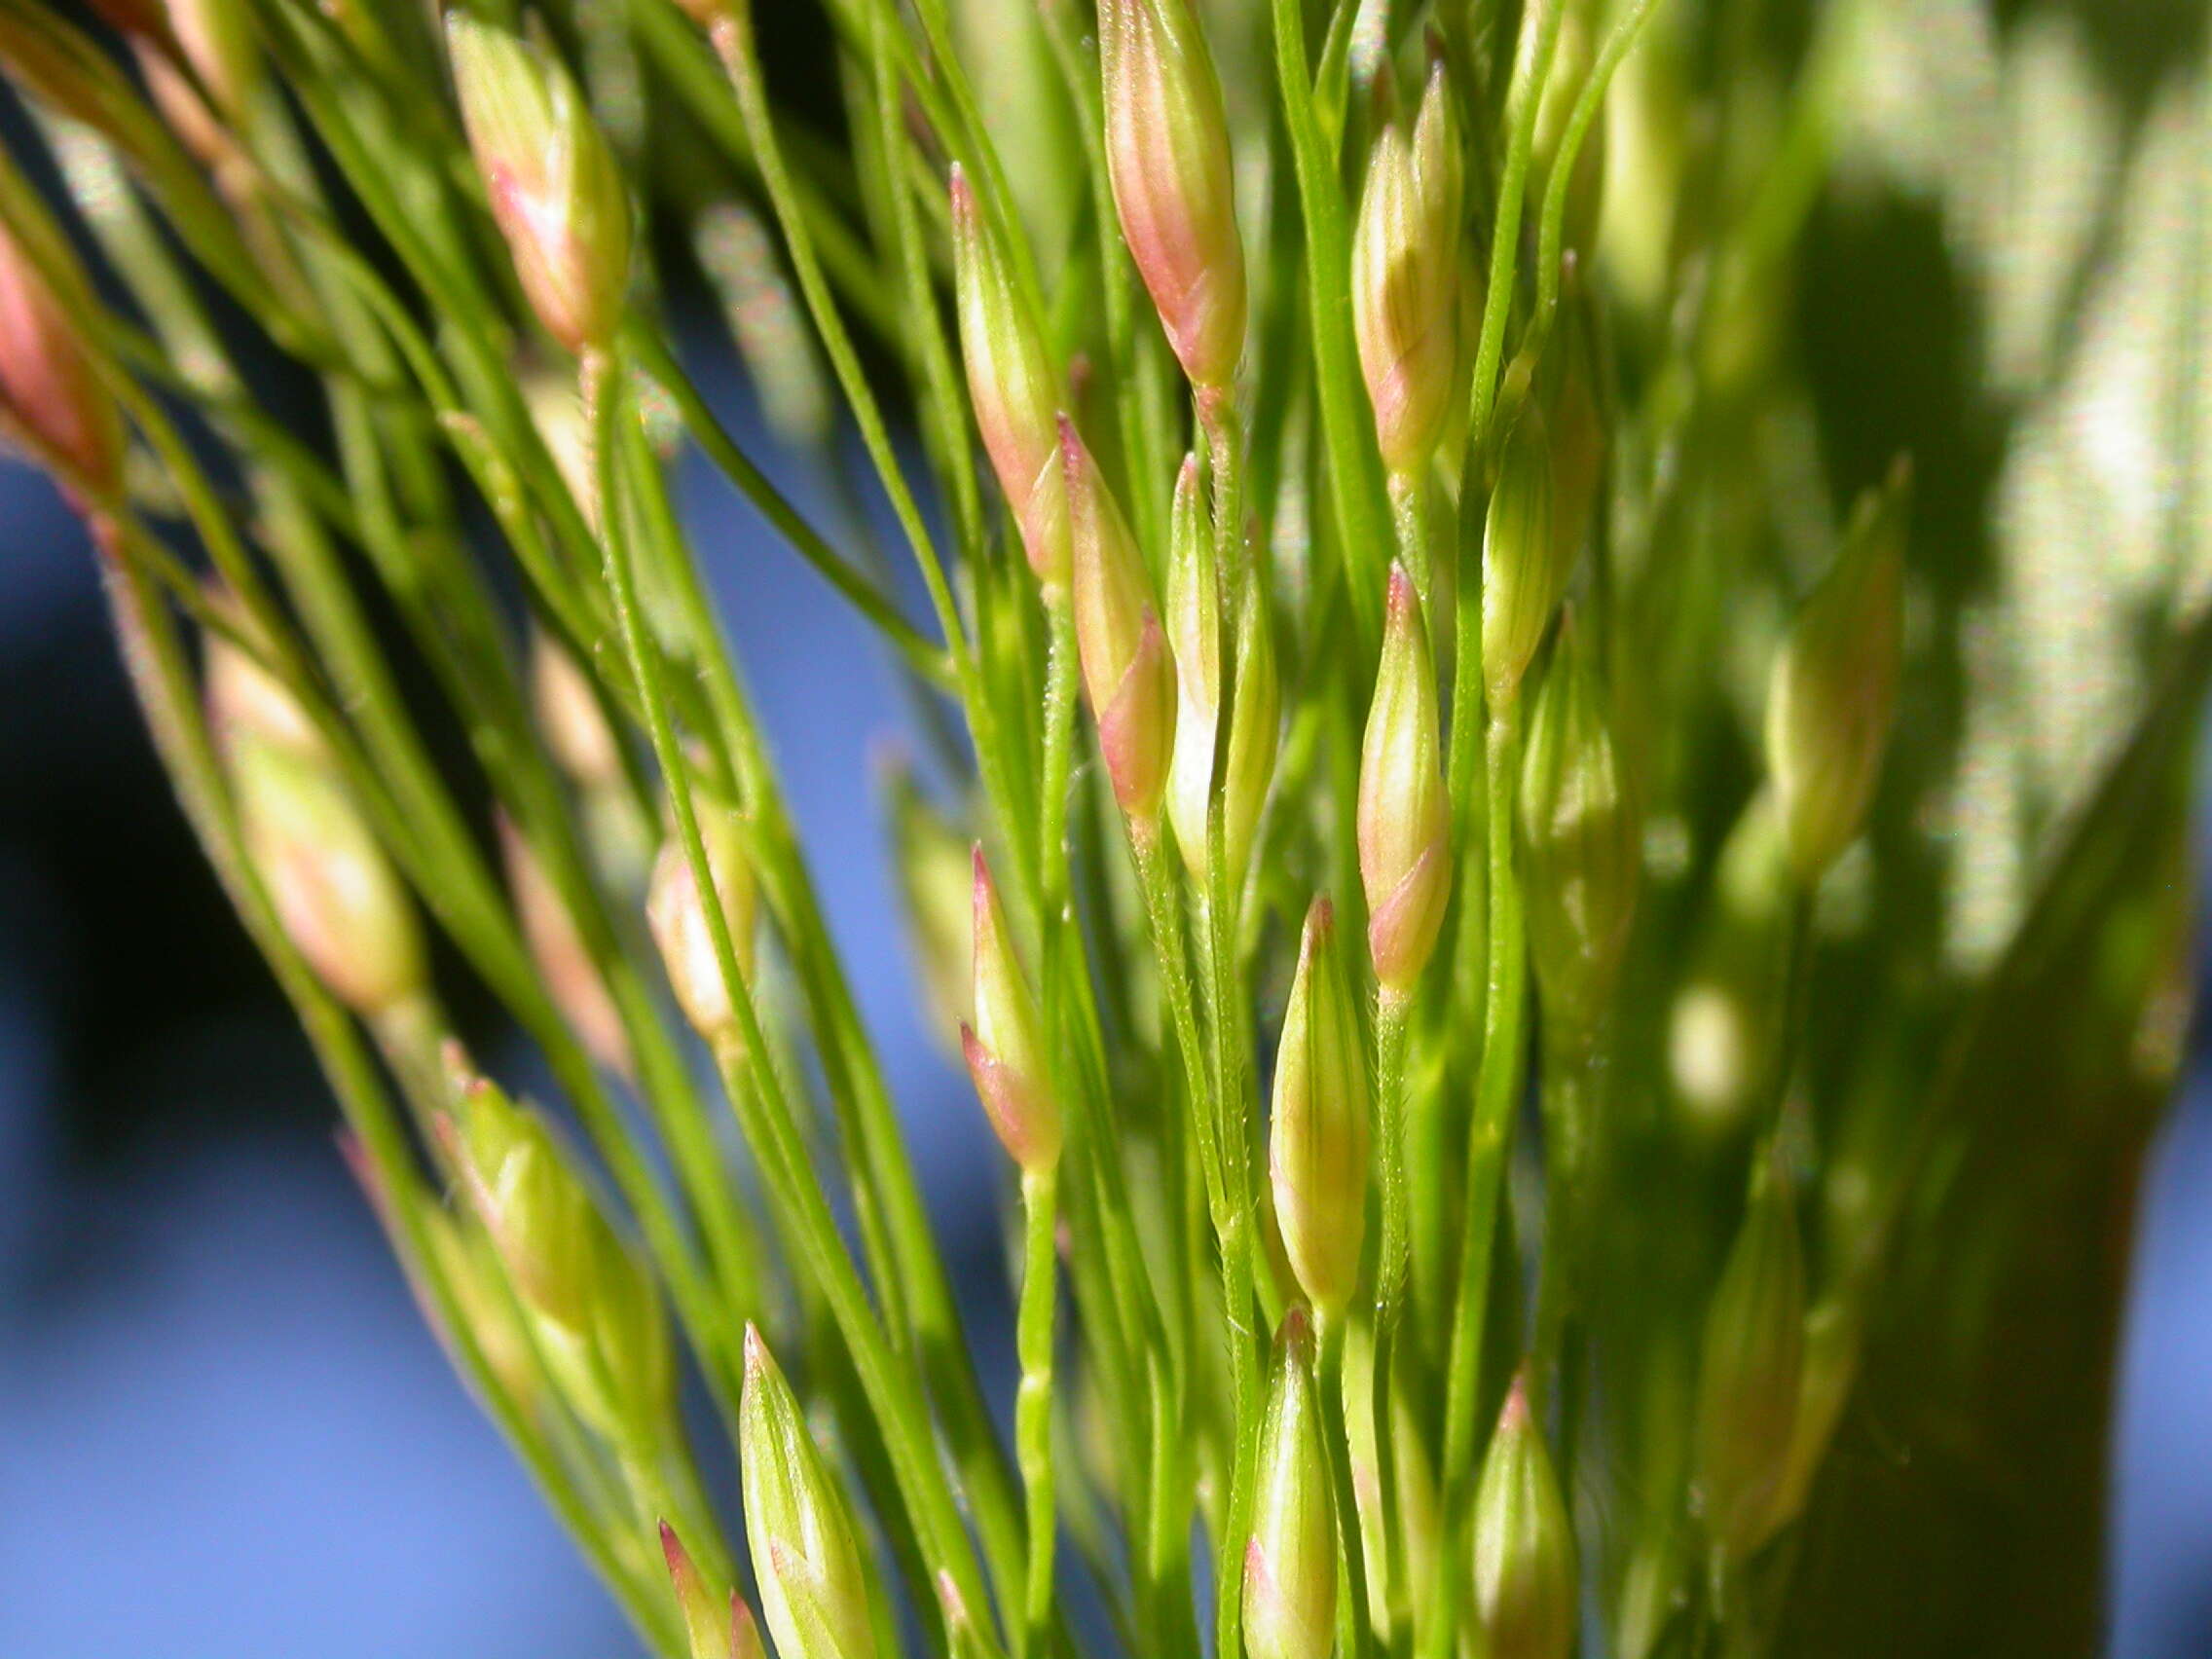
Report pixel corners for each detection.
[740,1326,878,1659]
[0,220,124,499]
[228,733,426,1017]
[1242,1308,1336,1659]
[1353,58,1464,477]
[1164,457,1279,884]
[1063,418,1177,823]
[962,845,1060,1172]
[950,166,1069,591]
[1359,567,1452,994]
[1270,898,1370,1315]
[501,816,632,1078]
[1471,1378,1577,1659]
[442,1062,672,1443]
[1098,0,1246,388]
[447,13,631,354]
[663,1522,766,1659]
[646,797,761,1051]
[202,585,323,759]
[531,633,625,789]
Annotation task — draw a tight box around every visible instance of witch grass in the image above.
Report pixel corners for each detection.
[0,1,2203,1657]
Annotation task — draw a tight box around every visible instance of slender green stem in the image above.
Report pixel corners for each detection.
[860,3,983,558]
[91,519,682,1655]
[1532,0,1669,336]
[1465,0,1567,451]
[708,7,966,669]
[1768,889,1816,1128]
[1371,988,1415,1647]
[1016,1167,1060,1658]
[1530,1045,1594,1419]
[1270,0,1390,648]
[1425,699,1528,1659]
[587,345,1003,1656]
[626,328,954,689]
[1131,824,1223,1218]
[1319,1313,1376,1659]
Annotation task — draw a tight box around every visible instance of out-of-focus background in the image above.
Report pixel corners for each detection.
[1,0,2207,1654]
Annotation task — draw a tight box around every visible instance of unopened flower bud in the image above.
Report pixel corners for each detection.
[1064,419,1176,822]
[502,817,632,1078]
[0,219,125,498]
[444,1068,601,1327]
[1270,899,1370,1315]
[138,0,259,169]
[951,166,1068,591]
[662,1523,768,1659]
[1353,58,1464,477]
[740,1326,879,1659]
[555,1224,675,1445]
[1165,459,1279,885]
[1098,0,1246,388]
[230,734,425,1016]
[342,1134,540,1417]
[448,13,631,354]
[203,588,322,757]
[532,633,625,788]
[422,1199,543,1415]
[1754,1295,1861,1549]
[1765,461,1908,883]
[1481,403,1564,708]
[445,1064,670,1442]
[1693,1146,1805,1559]
[1519,613,1639,1050]
[1359,566,1452,994]
[962,846,1059,1173]
[647,797,759,1051]
[1242,1308,1336,1659]
[1471,1377,1577,1659]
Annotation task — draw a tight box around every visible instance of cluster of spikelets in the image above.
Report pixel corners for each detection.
[0,1,1917,1658]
